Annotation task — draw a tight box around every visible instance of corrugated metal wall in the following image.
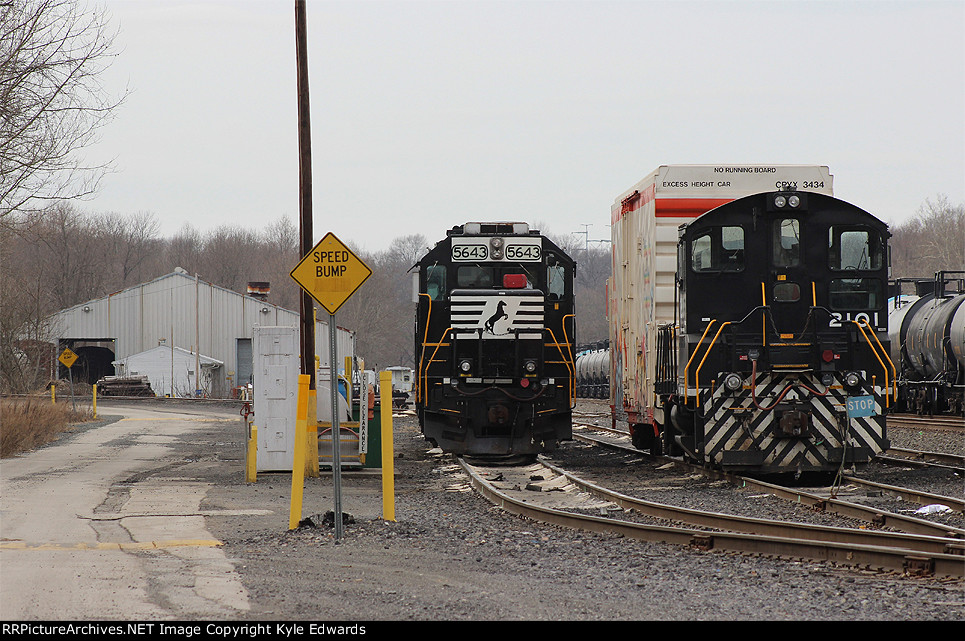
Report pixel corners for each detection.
[50,270,356,397]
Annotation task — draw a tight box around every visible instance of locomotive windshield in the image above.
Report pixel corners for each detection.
[772,219,801,268]
[828,226,883,271]
[426,265,446,300]
[456,264,538,289]
[691,225,745,272]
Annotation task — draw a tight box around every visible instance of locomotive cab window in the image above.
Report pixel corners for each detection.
[691,226,744,272]
[829,278,884,311]
[457,265,493,288]
[773,281,801,302]
[547,265,566,299]
[456,264,539,290]
[828,227,883,271]
[425,265,446,300]
[772,219,801,268]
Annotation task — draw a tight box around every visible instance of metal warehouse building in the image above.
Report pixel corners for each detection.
[48,268,356,398]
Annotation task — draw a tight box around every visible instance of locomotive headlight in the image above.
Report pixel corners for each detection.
[844,371,861,388]
[458,359,472,374]
[774,195,787,208]
[523,359,538,374]
[723,373,743,391]
[788,195,801,208]
[490,237,504,249]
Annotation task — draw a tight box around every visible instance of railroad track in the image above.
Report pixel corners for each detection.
[570,425,964,537]
[458,455,964,579]
[877,447,965,471]
[885,414,964,432]
[571,416,965,477]
[573,409,965,433]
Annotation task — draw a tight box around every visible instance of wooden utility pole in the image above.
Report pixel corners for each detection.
[295,0,315,387]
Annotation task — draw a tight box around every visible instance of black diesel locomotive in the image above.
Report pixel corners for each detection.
[661,191,894,473]
[414,222,576,459]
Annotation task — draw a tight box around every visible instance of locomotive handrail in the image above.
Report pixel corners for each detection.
[416,293,433,403]
[855,317,898,400]
[693,321,733,407]
[420,326,454,405]
[545,326,575,408]
[683,320,717,407]
[761,282,767,347]
[851,319,897,407]
[562,313,577,406]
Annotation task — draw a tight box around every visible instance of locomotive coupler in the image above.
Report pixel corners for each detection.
[773,404,811,438]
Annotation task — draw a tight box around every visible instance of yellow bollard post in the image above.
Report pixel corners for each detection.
[51,383,55,405]
[288,374,310,530]
[92,383,97,418]
[379,370,396,522]
[246,424,257,483]
[306,387,318,477]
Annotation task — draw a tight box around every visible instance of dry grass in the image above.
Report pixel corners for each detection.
[0,396,93,458]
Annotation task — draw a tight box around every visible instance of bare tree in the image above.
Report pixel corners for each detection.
[572,245,610,346]
[258,216,300,310]
[198,225,261,292]
[164,223,204,275]
[32,201,108,308]
[98,211,161,285]
[0,0,124,223]
[890,194,965,279]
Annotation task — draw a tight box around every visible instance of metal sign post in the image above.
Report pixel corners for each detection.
[58,348,78,412]
[291,232,372,541]
[834,394,878,495]
[329,315,342,540]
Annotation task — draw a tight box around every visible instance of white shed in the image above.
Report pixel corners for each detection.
[113,346,224,398]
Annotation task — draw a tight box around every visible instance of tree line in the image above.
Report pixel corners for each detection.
[3,196,961,393]
[0,205,612,391]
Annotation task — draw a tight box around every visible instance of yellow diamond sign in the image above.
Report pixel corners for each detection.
[290,232,372,314]
[58,347,78,369]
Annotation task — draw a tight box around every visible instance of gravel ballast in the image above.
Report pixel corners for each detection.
[186,400,964,622]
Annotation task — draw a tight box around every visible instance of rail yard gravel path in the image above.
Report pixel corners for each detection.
[188,400,964,622]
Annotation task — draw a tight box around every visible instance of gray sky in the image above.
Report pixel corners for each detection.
[86,0,965,253]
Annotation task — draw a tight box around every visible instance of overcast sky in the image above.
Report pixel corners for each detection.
[85,0,965,254]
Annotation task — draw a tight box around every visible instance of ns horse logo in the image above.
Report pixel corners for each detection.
[484,300,508,334]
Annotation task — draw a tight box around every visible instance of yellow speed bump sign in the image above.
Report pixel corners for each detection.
[58,348,78,369]
[290,232,372,314]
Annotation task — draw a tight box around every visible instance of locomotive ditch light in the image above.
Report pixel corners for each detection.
[821,373,835,387]
[458,359,473,374]
[523,359,538,374]
[723,373,743,391]
[844,371,861,388]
